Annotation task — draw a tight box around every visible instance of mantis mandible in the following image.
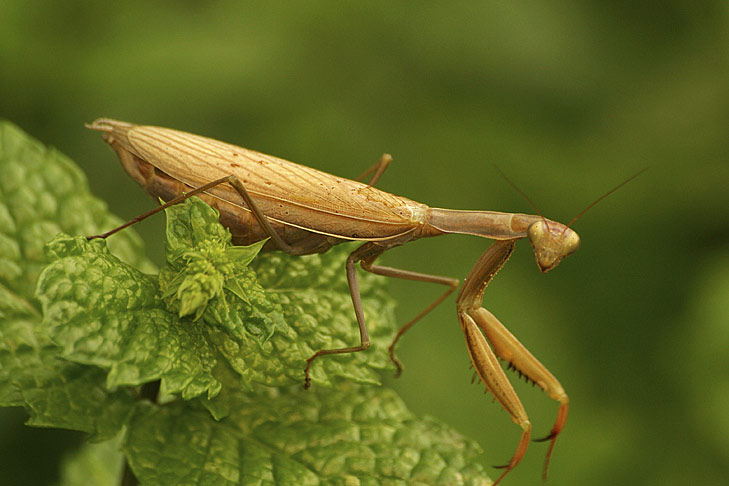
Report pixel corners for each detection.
[87,118,627,484]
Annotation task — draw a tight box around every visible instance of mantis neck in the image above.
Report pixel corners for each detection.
[425,208,543,240]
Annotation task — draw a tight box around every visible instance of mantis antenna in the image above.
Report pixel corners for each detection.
[566,167,649,229]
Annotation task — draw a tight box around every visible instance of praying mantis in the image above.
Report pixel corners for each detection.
[87,118,634,484]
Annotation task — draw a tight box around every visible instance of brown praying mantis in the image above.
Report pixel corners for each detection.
[87,118,638,485]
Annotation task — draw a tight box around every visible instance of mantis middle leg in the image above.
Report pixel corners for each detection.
[357,247,460,375]
[304,240,461,385]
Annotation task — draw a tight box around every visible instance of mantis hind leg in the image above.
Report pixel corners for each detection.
[87,175,238,241]
[355,153,393,186]
[87,174,299,254]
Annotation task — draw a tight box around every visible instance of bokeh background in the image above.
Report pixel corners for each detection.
[2,1,728,485]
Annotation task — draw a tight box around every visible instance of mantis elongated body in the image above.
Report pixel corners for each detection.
[88,118,580,485]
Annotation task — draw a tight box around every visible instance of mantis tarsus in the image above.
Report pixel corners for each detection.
[87,118,635,484]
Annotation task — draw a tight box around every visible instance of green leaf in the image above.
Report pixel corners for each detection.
[0,121,154,298]
[37,235,223,400]
[1,121,492,485]
[125,385,490,486]
[0,121,152,438]
[159,199,270,338]
[0,312,136,439]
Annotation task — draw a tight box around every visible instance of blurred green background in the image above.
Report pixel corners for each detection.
[2,1,728,485]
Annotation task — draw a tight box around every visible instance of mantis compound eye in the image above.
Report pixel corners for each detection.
[561,230,580,256]
[527,220,548,246]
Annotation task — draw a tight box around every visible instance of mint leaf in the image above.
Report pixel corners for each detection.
[125,385,490,486]
[205,239,399,391]
[0,312,135,439]
[0,121,154,297]
[0,121,151,438]
[37,235,222,399]
[160,199,270,339]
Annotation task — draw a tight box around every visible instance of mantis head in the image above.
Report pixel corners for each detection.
[527,220,580,273]
[495,165,645,274]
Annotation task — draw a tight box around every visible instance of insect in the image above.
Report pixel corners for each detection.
[87,118,637,484]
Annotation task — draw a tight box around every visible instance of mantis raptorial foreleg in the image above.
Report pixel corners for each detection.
[457,240,568,484]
